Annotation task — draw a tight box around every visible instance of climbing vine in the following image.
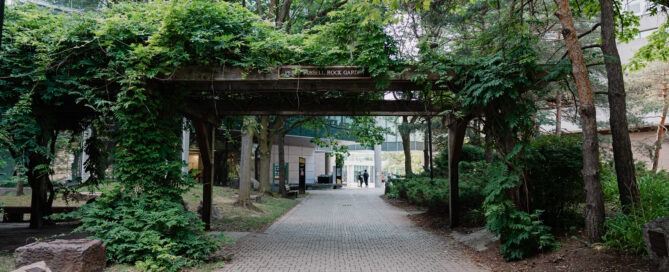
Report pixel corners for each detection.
[2,0,403,269]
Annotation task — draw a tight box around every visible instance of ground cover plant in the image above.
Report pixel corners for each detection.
[602,164,669,255]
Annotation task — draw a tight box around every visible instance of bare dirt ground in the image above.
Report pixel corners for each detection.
[385,198,650,272]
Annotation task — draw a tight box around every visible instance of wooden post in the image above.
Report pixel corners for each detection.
[193,119,214,230]
[448,117,468,228]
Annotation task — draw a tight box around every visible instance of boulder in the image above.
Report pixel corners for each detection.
[11,261,52,272]
[250,178,260,190]
[644,216,669,272]
[15,239,106,272]
[197,201,223,220]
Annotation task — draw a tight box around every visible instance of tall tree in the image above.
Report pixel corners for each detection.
[399,116,419,177]
[257,115,272,195]
[555,0,606,243]
[600,0,640,209]
[238,116,256,208]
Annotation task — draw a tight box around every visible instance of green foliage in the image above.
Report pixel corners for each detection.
[433,144,485,178]
[628,22,669,71]
[483,162,558,261]
[387,177,449,212]
[526,135,584,231]
[458,161,490,208]
[303,3,400,87]
[2,1,404,268]
[602,166,669,255]
[385,164,489,215]
[72,187,220,270]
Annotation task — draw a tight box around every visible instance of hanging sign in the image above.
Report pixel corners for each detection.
[278,66,370,79]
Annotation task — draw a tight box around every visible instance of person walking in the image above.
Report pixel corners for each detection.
[363,170,369,187]
[357,171,363,187]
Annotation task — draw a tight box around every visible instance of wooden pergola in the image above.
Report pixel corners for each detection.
[150,66,469,229]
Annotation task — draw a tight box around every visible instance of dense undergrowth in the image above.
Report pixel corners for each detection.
[387,134,669,261]
[387,136,583,261]
[602,164,669,255]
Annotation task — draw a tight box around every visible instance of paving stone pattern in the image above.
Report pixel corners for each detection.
[218,187,489,272]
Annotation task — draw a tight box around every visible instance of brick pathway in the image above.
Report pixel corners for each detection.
[217,187,489,272]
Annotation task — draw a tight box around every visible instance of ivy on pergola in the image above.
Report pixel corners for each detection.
[1,2,558,267]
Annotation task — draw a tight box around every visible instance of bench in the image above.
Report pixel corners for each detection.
[1,206,79,223]
[284,184,299,198]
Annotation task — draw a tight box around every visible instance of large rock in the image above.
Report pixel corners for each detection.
[197,201,223,220]
[11,261,52,272]
[15,239,106,272]
[644,216,669,272]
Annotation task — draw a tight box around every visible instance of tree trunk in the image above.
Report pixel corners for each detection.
[653,80,668,171]
[258,116,272,195]
[237,117,254,207]
[270,0,276,22]
[275,0,292,29]
[448,117,468,228]
[193,119,214,230]
[400,116,413,177]
[255,0,263,18]
[556,91,562,136]
[276,117,288,196]
[555,0,606,243]
[15,169,24,196]
[27,134,53,229]
[484,125,494,163]
[600,0,640,209]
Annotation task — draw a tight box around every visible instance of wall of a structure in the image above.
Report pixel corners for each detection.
[271,145,318,184]
[625,130,669,170]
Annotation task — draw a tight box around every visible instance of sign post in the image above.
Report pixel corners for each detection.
[298,157,306,194]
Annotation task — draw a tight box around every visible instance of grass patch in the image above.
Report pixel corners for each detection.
[212,195,298,232]
[0,252,13,271]
[1,183,298,271]
[181,185,299,232]
[0,194,84,207]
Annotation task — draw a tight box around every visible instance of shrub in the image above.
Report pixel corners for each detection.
[484,162,558,261]
[433,144,486,178]
[0,180,17,188]
[459,161,489,208]
[386,162,490,216]
[388,177,449,212]
[71,186,221,271]
[385,179,400,199]
[526,135,584,231]
[603,168,669,255]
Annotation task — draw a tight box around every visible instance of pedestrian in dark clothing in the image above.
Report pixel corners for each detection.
[357,171,363,187]
[363,170,369,187]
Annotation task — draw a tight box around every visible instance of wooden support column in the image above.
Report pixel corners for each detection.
[448,117,468,228]
[193,119,214,230]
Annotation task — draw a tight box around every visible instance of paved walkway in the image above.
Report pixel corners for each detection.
[218,187,489,272]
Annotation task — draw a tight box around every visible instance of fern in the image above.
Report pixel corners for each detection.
[483,162,558,261]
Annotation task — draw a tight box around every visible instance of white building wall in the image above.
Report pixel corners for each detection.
[617,1,667,64]
[314,152,326,176]
[271,145,317,184]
